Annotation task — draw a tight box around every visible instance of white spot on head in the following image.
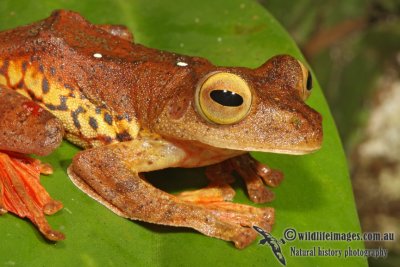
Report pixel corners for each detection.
[177,61,188,67]
[93,53,103,59]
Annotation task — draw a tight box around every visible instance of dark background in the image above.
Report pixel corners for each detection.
[261,0,400,266]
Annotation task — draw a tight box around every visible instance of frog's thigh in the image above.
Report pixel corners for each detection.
[68,137,270,248]
[0,85,64,156]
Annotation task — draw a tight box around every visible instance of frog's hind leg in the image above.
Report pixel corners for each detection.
[176,154,283,204]
[0,152,64,240]
[175,183,235,203]
[175,161,235,203]
[174,160,275,233]
[0,86,65,241]
[68,137,274,249]
[0,86,64,156]
[175,160,237,203]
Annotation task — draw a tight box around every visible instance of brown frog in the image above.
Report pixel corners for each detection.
[0,10,322,248]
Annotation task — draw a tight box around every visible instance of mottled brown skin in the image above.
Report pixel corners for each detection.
[0,10,321,152]
[0,86,64,156]
[0,86,65,241]
[0,10,323,248]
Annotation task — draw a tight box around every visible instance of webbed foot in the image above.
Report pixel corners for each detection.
[0,151,64,241]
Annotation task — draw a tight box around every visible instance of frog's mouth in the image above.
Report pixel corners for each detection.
[155,110,323,156]
[247,146,321,155]
[198,138,323,156]
[189,103,324,156]
[155,81,323,156]
[267,147,322,155]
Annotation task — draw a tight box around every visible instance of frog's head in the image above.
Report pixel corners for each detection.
[154,55,323,155]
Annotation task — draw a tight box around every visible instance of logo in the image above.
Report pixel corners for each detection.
[253,226,393,264]
[253,225,287,266]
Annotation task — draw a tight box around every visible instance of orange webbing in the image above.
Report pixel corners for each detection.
[0,151,65,241]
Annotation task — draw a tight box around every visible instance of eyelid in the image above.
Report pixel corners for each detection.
[296,60,312,100]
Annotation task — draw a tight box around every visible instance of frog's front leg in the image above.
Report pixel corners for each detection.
[178,155,283,204]
[229,154,284,203]
[68,137,274,248]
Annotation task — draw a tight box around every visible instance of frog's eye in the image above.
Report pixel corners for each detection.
[297,60,313,100]
[195,72,252,124]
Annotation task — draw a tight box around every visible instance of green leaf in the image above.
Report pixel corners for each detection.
[0,1,366,266]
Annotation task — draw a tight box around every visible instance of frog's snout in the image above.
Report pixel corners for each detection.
[300,109,323,153]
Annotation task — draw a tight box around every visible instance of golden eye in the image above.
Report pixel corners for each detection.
[297,60,313,100]
[195,72,252,125]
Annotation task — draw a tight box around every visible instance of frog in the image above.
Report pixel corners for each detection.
[0,10,322,248]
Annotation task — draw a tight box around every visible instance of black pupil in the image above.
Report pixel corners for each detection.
[210,90,243,107]
[306,72,313,91]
